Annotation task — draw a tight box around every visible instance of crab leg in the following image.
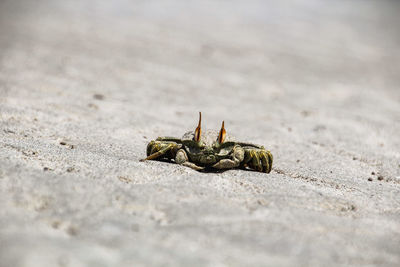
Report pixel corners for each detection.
[260,152,271,173]
[156,137,183,143]
[242,148,273,173]
[252,151,263,172]
[182,162,205,171]
[266,150,273,172]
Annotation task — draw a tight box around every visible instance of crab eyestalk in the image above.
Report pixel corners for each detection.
[194,112,202,142]
[218,121,226,144]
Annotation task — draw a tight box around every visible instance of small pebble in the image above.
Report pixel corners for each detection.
[88,103,98,109]
[368,177,373,181]
[377,176,384,181]
[52,220,61,229]
[67,226,78,236]
[371,171,375,175]
[93,94,105,100]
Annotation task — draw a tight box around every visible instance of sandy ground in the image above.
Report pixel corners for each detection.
[1,0,400,266]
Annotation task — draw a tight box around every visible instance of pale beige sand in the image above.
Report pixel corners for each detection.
[1,0,400,266]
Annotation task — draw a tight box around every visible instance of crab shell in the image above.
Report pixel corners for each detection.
[180,129,237,165]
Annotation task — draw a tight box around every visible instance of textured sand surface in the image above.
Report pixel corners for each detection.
[1,0,400,266]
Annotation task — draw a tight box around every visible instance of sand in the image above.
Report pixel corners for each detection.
[1,0,400,266]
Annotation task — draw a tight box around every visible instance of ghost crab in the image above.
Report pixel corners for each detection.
[141,112,273,173]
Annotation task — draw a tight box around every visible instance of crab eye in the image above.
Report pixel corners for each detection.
[217,121,226,144]
[194,112,201,142]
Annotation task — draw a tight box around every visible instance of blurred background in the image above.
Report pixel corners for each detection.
[1,0,400,266]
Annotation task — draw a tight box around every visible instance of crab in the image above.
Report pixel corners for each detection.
[141,112,273,173]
